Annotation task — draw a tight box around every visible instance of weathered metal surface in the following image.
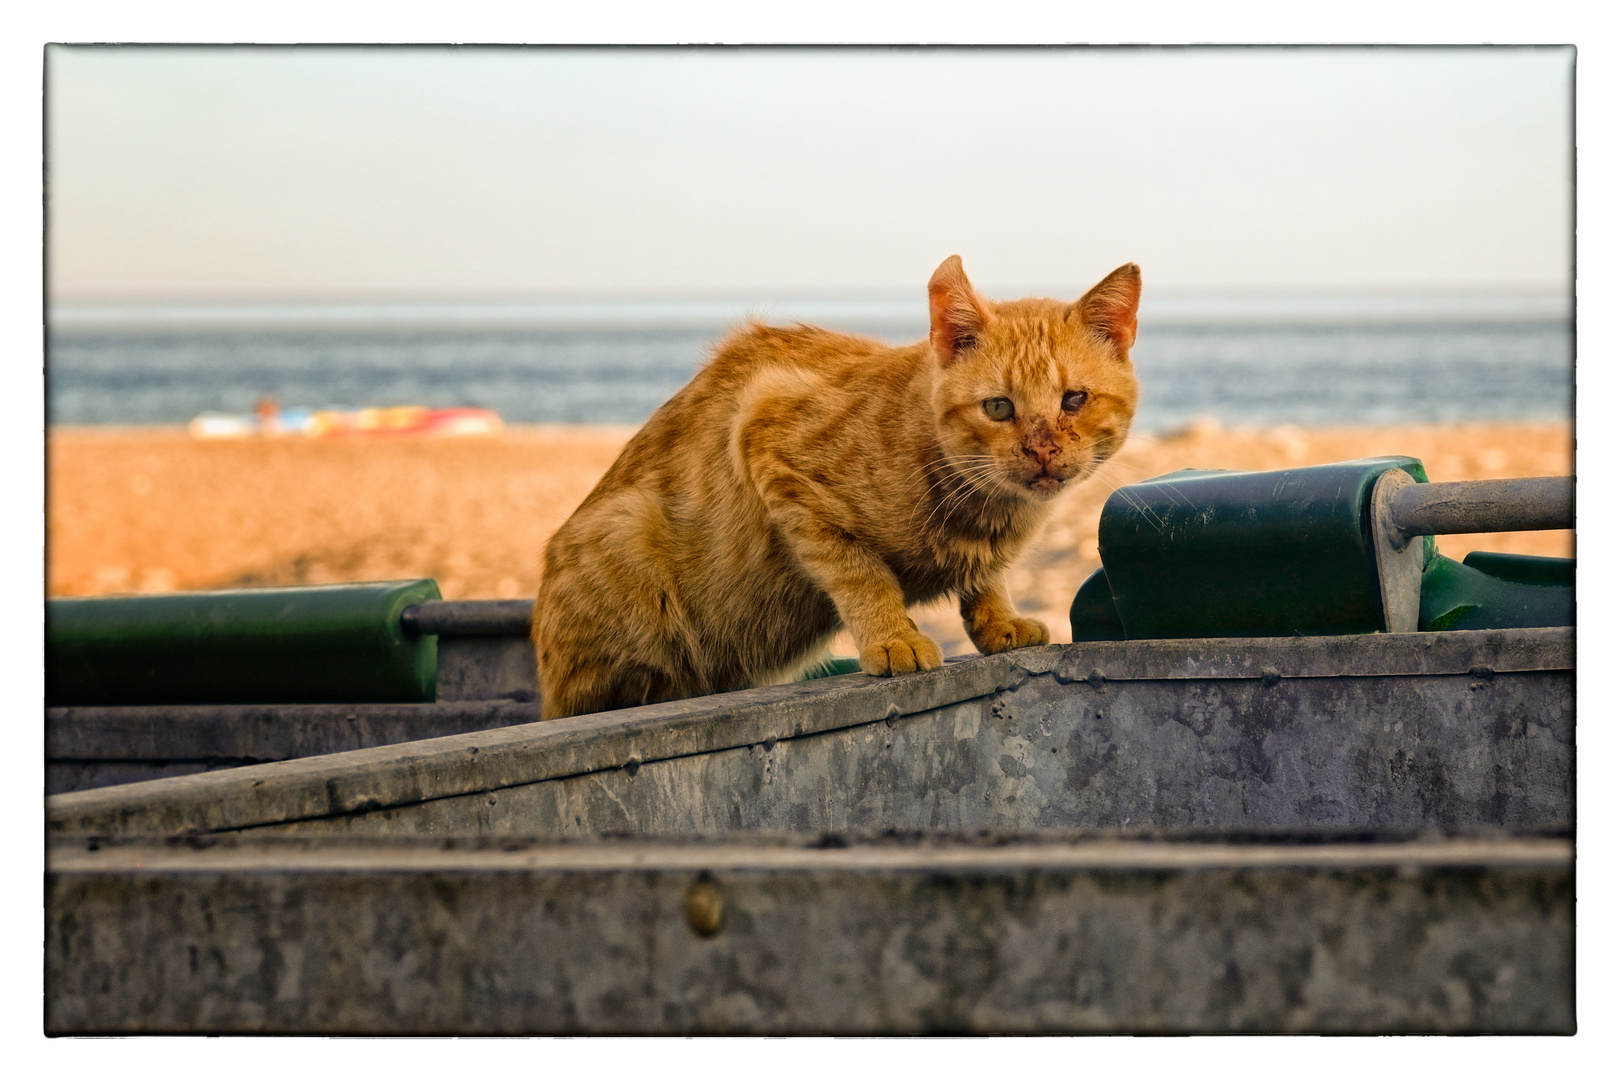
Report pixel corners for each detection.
[45,699,539,795]
[46,636,541,793]
[43,833,1574,1035]
[47,629,1572,839]
[1389,476,1575,539]
[434,635,538,702]
[263,669,1571,838]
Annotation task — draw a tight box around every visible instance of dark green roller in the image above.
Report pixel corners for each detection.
[1071,458,1574,641]
[1068,569,1126,642]
[46,580,441,707]
[1093,457,1431,639]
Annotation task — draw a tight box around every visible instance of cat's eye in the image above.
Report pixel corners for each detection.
[1062,390,1089,413]
[983,397,1014,422]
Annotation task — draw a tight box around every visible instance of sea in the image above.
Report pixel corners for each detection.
[45,293,1574,432]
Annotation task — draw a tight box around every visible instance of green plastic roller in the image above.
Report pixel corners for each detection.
[46,579,442,706]
[1070,458,1574,641]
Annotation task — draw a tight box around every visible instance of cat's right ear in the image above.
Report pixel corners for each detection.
[928,255,991,367]
[1075,263,1142,352]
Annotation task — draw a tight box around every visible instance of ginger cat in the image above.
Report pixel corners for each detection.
[534,256,1141,719]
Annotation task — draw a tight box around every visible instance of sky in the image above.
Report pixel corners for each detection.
[45,45,1574,303]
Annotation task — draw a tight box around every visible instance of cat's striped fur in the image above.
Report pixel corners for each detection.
[534,256,1141,719]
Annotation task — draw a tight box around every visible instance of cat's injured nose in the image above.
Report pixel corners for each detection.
[1024,443,1058,467]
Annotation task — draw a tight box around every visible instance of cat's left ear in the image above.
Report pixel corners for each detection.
[1075,263,1142,352]
[928,255,992,367]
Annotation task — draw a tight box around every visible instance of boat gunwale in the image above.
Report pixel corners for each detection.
[46,627,1573,839]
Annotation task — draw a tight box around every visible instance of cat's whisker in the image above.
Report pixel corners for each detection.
[934,456,1002,487]
[1085,454,1198,512]
[1079,453,1151,495]
[914,467,967,508]
[1083,454,1158,492]
[923,471,993,533]
[952,460,1016,496]
[922,453,992,481]
[1083,467,1143,496]
[915,456,1002,530]
[924,459,1014,533]
[903,457,954,489]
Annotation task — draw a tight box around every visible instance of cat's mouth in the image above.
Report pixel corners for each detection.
[1024,470,1066,497]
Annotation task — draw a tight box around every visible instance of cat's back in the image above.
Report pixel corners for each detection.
[593,321,917,488]
[688,320,909,413]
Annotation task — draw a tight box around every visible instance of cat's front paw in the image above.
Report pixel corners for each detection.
[859,632,945,677]
[969,617,1050,655]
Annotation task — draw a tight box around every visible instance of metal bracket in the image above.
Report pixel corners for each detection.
[1371,468,1425,633]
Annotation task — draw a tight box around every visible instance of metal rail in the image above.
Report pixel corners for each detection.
[401,600,533,636]
[1389,476,1574,539]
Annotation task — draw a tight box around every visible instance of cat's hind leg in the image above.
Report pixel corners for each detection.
[534,586,694,718]
[536,654,683,720]
[535,656,618,720]
[533,490,701,718]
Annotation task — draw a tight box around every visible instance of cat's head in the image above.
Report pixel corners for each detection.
[928,255,1141,502]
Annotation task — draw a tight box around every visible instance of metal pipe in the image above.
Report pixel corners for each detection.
[401,600,534,636]
[1388,476,1574,539]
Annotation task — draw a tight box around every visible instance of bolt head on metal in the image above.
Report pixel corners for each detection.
[685,874,724,937]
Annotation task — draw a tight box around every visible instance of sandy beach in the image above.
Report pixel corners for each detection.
[47,420,1573,657]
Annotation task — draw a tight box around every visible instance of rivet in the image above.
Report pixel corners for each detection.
[685,873,724,937]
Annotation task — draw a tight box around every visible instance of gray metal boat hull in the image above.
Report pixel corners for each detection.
[48,629,1573,838]
[46,833,1573,1035]
[44,628,1576,1034]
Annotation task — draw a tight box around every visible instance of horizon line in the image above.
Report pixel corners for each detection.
[46,289,1575,336]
